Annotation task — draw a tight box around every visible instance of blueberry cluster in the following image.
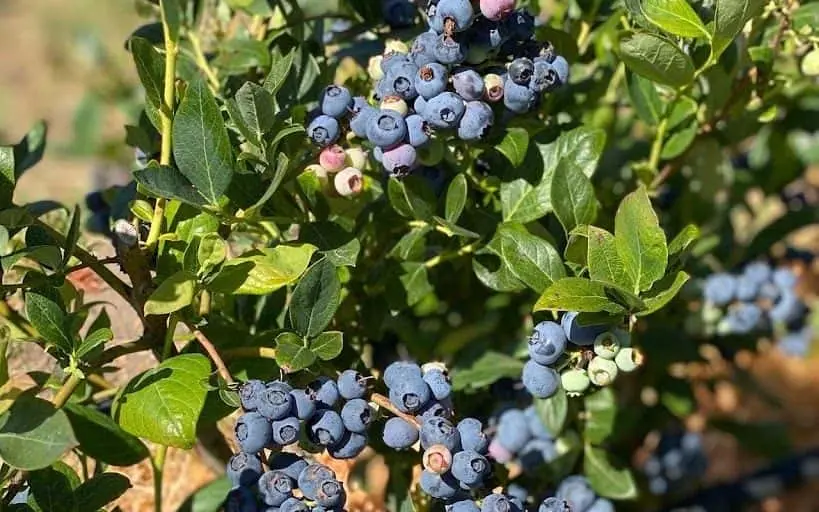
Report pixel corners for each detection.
[486,404,556,470]
[698,262,814,355]
[641,432,707,497]
[523,313,643,399]
[305,0,569,181]
[541,475,614,512]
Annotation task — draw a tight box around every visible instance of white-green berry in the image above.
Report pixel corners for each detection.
[614,347,643,373]
[593,329,629,359]
[702,303,723,324]
[561,369,591,396]
[588,356,618,386]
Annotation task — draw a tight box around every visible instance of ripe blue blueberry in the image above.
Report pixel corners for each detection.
[239,379,265,411]
[420,470,460,500]
[328,431,368,459]
[307,409,346,446]
[538,497,570,512]
[366,110,409,148]
[497,409,531,453]
[340,398,374,433]
[779,327,813,356]
[307,376,340,409]
[451,450,490,487]
[271,416,301,446]
[723,302,763,334]
[350,105,377,138]
[337,369,367,400]
[258,470,294,507]
[735,275,760,302]
[224,487,259,512]
[507,484,529,506]
[307,115,340,148]
[315,479,345,508]
[267,453,308,481]
[319,85,353,118]
[235,412,272,454]
[227,452,263,487]
[424,92,466,129]
[482,493,521,512]
[452,69,485,101]
[530,60,559,93]
[423,369,452,400]
[433,35,468,65]
[415,63,449,100]
[382,144,418,178]
[556,475,596,512]
[278,497,309,512]
[744,261,772,284]
[384,361,423,388]
[257,383,294,420]
[524,405,553,440]
[561,311,609,346]
[384,61,420,100]
[528,320,567,365]
[289,389,317,420]
[503,79,536,113]
[504,10,535,40]
[703,273,737,306]
[406,114,432,147]
[383,417,419,449]
[430,0,474,33]
[522,360,559,399]
[770,290,804,324]
[383,0,416,28]
[414,96,429,117]
[417,399,452,422]
[519,438,557,469]
[411,31,440,67]
[457,101,494,141]
[773,267,798,288]
[389,376,432,413]
[550,56,570,86]
[448,499,480,512]
[457,417,489,454]
[382,52,412,74]
[587,498,615,512]
[420,416,462,451]
[508,58,534,85]
[297,464,336,501]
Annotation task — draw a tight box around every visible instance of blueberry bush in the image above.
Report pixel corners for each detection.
[1,0,818,511]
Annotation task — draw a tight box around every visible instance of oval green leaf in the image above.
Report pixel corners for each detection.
[619,32,695,88]
[0,394,78,470]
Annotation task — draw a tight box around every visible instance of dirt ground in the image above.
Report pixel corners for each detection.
[3,1,819,511]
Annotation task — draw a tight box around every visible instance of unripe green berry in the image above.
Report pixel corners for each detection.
[614,347,643,373]
[588,356,618,386]
[702,303,723,324]
[561,369,591,397]
[305,163,327,179]
[593,329,629,360]
[345,147,368,170]
[381,96,409,116]
[368,56,384,81]
[384,40,409,55]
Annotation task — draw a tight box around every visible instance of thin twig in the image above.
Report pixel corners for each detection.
[52,373,83,408]
[371,393,421,428]
[190,327,234,384]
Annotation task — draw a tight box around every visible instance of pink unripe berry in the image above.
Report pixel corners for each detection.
[382,144,417,178]
[488,439,513,463]
[319,145,346,173]
[480,0,515,21]
[422,444,453,474]
[483,74,504,102]
[334,167,364,197]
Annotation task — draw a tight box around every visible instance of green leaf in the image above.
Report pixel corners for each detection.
[535,387,568,436]
[641,0,710,39]
[389,226,431,261]
[431,216,480,239]
[496,127,530,167]
[275,332,316,373]
[388,177,436,220]
[229,82,275,147]
[144,270,197,316]
[627,72,662,125]
[668,224,700,257]
[133,163,208,207]
[60,205,82,269]
[300,222,360,267]
[64,403,149,466]
[444,174,468,223]
[473,233,526,293]
[113,354,210,449]
[130,37,164,130]
[0,394,77,470]
[161,0,181,42]
[498,223,565,294]
[178,477,232,512]
[28,464,77,512]
[208,245,316,295]
[76,328,113,360]
[550,160,598,234]
[25,291,72,353]
[584,387,616,444]
[309,331,343,361]
[263,48,296,97]
[196,234,227,277]
[587,227,631,290]
[534,278,627,314]
[584,446,638,499]
[638,271,690,316]
[289,259,340,338]
[661,120,698,159]
[1,147,14,209]
[399,262,435,307]
[74,473,131,511]
[13,121,48,178]
[619,32,695,88]
[173,77,234,205]
[451,352,525,391]
[614,186,668,293]
[712,0,765,58]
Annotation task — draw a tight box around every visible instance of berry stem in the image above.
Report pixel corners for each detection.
[152,444,168,512]
[371,392,421,428]
[52,373,83,409]
[190,325,235,385]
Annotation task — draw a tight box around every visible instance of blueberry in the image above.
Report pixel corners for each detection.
[451,450,490,487]
[381,52,412,74]
[350,105,377,138]
[271,416,301,446]
[315,479,345,508]
[422,369,452,400]
[267,453,308,481]
[366,110,409,148]
[424,92,466,129]
[528,321,567,366]
[307,115,341,147]
[433,35,468,65]
[530,59,560,93]
[593,330,627,360]
[538,497,570,512]
[406,114,432,147]
[235,412,273,454]
[382,144,418,178]
[644,456,662,477]
[373,146,384,163]
[524,405,552,440]
[340,398,374,433]
[482,493,521,512]
[550,56,570,86]
[509,58,534,85]
[458,417,489,453]
[703,273,737,306]
[507,484,528,505]
[384,61,420,100]
[328,431,368,459]
[383,0,416,28]
[307,377,340,409]
[773,267,798,288]
[278,497,309,512]
[503,78,536,113]
[225,487,259,512]
[561,311,609,346]
[448,499,480,512]
[504,10,535,40]
[723,302,763,334]
[389,376,432,413]
[497,409,530,453]
[648,476,668,495]
[239,380,266,411]
[744,261,772,284]
[420,416,462,451]
[457,101,494,141]
[384,361,423,388]
[420,470,460,500]
[614,347,643,373]
[257,382,294,420]
[415,63,448,100]
[227,452,263,487]
[522,360,559,398]
[320,85,354,118]
[429,0,474,33]
[417,399,453,422]
[587,356,618,386]
[519,438,557,469]
[480,0,515,21]
[555,476,596,512]
[779,327,813,356]
[452,69,485,101]
[411,30,440,67]
[290,389,317,420]
[337,369,367,400]
[770,290,804,324]
[298,464,336,501]
[258,470,294,507]
[414,96,429,117]
[307,409,346,446]
[383,417,419,449]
